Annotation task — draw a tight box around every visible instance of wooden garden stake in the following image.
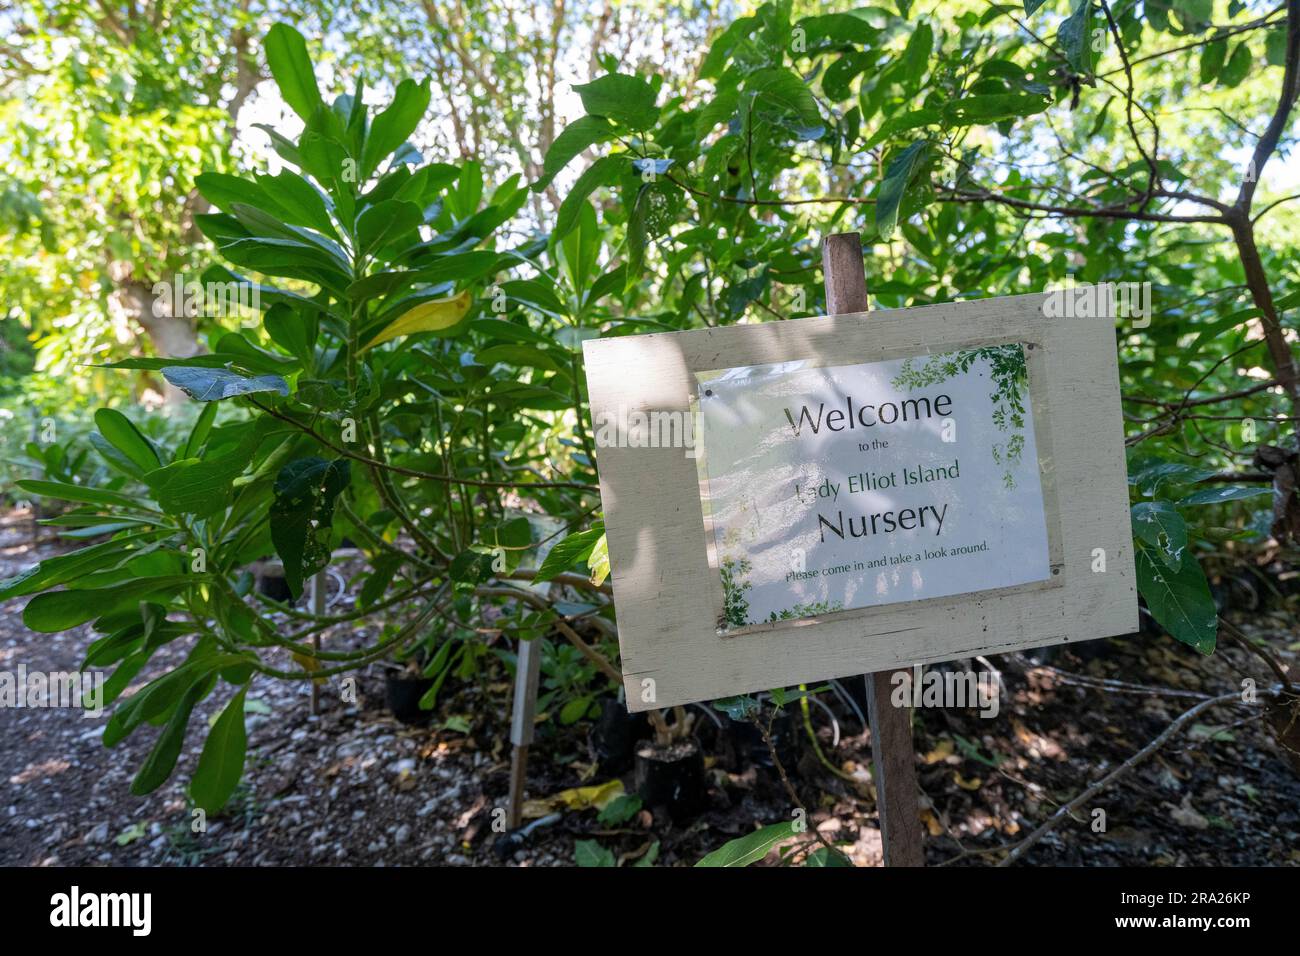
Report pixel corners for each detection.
[310,570,326,715]
[507,635,543,828]
[821,231,926,867]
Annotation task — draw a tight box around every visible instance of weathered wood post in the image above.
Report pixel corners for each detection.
[507,636,543,828]
[310,570,326,715]
[821,231,926,867]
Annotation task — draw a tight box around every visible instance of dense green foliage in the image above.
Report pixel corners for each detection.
[4,0,1300,810]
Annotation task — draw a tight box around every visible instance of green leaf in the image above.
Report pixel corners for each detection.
[1219,43,1253,88]
[1024,0,1051,13]
[23,576,193,633]
[554,155,623,241]
[131,677,208,796]
[574,839,618,867]
[356,199,423,257]
[864,108,942,148]
[559,695,592,725]
[1128,460,1216,496]
[1266,27,1288,66]
[696,821,799,866]
[1135,541,1218,654]
[875,140,929,240]
[534,526,605,582]
[253,170,338,238]
[572,74,659,129]
[93,409,161,474]
[1131,500,1188,568]
[902,22,933,78]
[1178,485,1272,506]
[190,686,249,813]
[0,531,163,601]
[362,78,433,178]
[1058,0,1097,76]
[182,402,219,460]
[270,457,351,598]
[1200,38,1227,84]
[535,117,615,192]
[17,479,143,511]
[804,846,853,866]
[162,366,289,402]
[745,68,823,132]
[942,93,1051,127]
[597,794,643,825]
[264,24,323,122]
[587,532,610,587]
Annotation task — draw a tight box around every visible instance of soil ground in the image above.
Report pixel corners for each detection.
[2,506,1298,867]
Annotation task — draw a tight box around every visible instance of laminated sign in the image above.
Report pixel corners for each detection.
[583,293,1137,712]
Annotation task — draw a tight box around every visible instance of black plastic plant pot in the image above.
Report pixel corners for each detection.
[590,698,650,776]
[634,741,705,821]
[256,571,293,604]
[729,710,800,772]
[385,674,436,725]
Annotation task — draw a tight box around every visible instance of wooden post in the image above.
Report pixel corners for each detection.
[821,231,926,867]
[507,636,543,828]
[310,570,326,715]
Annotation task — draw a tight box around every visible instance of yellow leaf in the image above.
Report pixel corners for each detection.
[522,779,624,819]
[923,739,954,764]
[587,532,610,587]
[291,652,326,686]
[953,772,982,791]
[920,808,944,836]
[359,290,472,352]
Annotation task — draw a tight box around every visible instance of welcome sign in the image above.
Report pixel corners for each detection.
[583,293,1135,712]
[694,345,1051,631]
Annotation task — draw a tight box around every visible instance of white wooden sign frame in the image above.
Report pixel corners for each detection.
[583,292,1136,713]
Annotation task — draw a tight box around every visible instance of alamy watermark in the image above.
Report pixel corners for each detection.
[890,663,1000,717]
[0,665,105,718]
[593,404,698,458]
[1043,274,1151,328]
[152,271,261,323]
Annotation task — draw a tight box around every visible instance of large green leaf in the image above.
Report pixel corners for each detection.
[696,821,800,867]
[23,576,194,633]
[746,68,823,137]
[362,78,433,178]
[162,366,290,402]
[131,678,208,796]
[0,531,165,601]
[535,116,616,192]
[1058,0,1097,75]
[93,409,161,474]
[1134,541,1217,654]
[1131,500,1187,568]
[190,686,250,813]
[17,479,143,511]
[875,140,929,240]
[572,74,659,129]
[270,457,351,598]
[554,156,624,241]
[534,525,605,582]
[1178,485,1272,507]
[942,93,1051,127]
[264,23,323,121]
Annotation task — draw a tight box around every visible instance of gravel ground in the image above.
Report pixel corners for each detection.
[3,505,1299,867]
